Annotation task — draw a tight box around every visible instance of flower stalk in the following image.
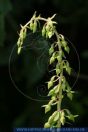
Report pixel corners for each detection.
[16,12,78,128]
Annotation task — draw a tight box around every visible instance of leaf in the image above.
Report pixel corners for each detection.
[48,31,53,38]
[57,56,62,62]
[30,22,34,30]
[49,45,54,55]
[48,88,55,96]
[66,114,75,122]
[54,112,60,122]
[45,31,49,38]
[61,78,66,92]
[60,111,65,125]
[48,100,54,105]
[45,105,51,113]
[51,76,55,81]
[33,20,37,33]
[56,68,60,75]
[65,46,70,54]
[74,115,79,118]
[59,50,63,56]
[45,22,55,38]
[66,67,71,75]
[61,82,66,91]
[55,85,60,94]
[44,122,50,128]
[56,63,59,69]
[52,111,58,117]
[48,84,59,96]
[48,111,58,125]
[67,92,73,100]
[64,109,71,115]
[18,47,22,54]
[51,96,56,100]
[50,56,55,64]
[61,40,67,48]
[66,82,71,91]
[48,76,55,89]
[65,109,79,122]
[71,91,75,94]
[64,109,78,121]
[48,115,54,124]
[48,81,53,89]
[23,28,27,39]
[64,61,71,75]
[42,26,46,37]
[41,105,47,108]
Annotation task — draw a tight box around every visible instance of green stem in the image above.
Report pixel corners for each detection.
[57,73,62,128]
[55,30,63,128]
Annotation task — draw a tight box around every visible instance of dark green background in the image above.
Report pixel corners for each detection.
[0,0,88,132]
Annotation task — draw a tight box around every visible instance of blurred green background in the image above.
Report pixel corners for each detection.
[0,0,88,132]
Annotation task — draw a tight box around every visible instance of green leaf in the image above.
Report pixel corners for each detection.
[55,85,60,94]
[51,96,56,100]
[61,82,66,91]
[45,21,55,38]
[57,56,62,62]
[23,28,27,39]
[51,76,55,81]
[42,26,46,37]
[50,56,55,64]
[61,40,67,48]
[60,111,65,125]
[65,109,78,122]
[48,31,53,38]
[45,105,51,113]
[48,99,54,105]
[18,47,22,54]
[54,112,60,122]
[65,109,79,122]
[66,114,75,122]
[52,111,58,118]
[59,50,63,56]
[42,105,47,108]
[48,88,55,96]
[64,109,71,115]
[48,115,54,124]
[64,61,71,75]
[48,81,53,89]
[56,63,59,69]
[74,115,79,118]
[45,31,49,38]
[48,111,57,125]
[44,122,50,128]
[30,22,34,30]
[71,91,75,94]
[48,76,55,89]
[66,67,71,75]
[49,45,54,55]
[66,82,75,100]
[33,20,37,33]
[66,82,71,91]
[65,46,70,54]
[67,92,73,100]
[56,68,60,75]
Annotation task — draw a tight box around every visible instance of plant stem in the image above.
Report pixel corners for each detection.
[55,30,63,128]
[57,73,62,128]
